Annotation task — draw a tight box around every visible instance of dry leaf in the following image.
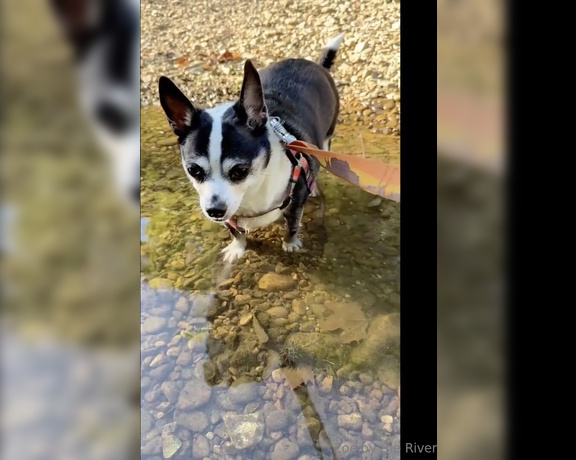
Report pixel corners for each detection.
[282,366,314,390]
[217,49,241,62]
[319,301,369,344]
[177,57,188,67]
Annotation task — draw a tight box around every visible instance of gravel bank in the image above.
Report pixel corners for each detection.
[141,0,400,134]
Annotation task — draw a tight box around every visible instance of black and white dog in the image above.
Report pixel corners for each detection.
[50,0,140,205]
[159,34,344,262]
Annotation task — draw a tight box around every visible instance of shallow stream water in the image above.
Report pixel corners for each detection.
[140,106,400,460]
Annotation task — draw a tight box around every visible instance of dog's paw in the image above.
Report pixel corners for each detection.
[282,236,303,253]
[221,240,246,263]
[309,183,319,198]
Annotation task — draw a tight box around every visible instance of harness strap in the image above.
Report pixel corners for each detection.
[225,148,314,234]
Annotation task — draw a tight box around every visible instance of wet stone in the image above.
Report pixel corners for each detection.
[320,375,334,393]
[258,273,297,291]
[166,347,180,358]
[239,312,253,326]
[267,306,289,318]
[149,364,173,380]
[161,381,179,404]
[141,436,162,455]
[192,434,210,459]
[142,316,168,334]
[292,299,307,315]
[222,412,265,450]
[384,397,400,416]
[381,415,394,432]
[271,438,300,460]
[141,376,152,390]
[150,305,172,316]
[228,383,258,405]
[176,351,192,366]
[362,423,374,439]
[176,380,212,410]
[265,409,295,432]
[244,402,260,413]
[175,411,209,432]
[149,354,166,367]
[337,413,363,430]
[161,423,182,459]
[339,398,356,414]
[235,294,251,306]
[252,316,269,344]
[141,410,153,434]
[361,403,379,424]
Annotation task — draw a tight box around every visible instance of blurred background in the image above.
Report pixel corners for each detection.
[1,0,140,459]
[437,0,505,459]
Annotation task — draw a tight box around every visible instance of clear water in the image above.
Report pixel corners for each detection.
[141,107,400,460]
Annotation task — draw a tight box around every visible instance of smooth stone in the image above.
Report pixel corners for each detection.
[176,380,212,410]
[265,410,295,432]
[161,423,182,459]
[228,383,258,405]
[239,312,253,326]
[176,411,209,432]
[337,413,363,430]
[161,381,179,404]
[258,273,297,292]
[192,434,210,459]
[222,412,265,450]
[142,316,168,334]
[271,438,300,460]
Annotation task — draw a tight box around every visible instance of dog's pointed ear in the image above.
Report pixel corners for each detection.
[237,60,267,129]
[159,76,199,136]
[50,0,102,40]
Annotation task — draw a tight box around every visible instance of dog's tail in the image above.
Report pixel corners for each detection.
[318,33,345,70]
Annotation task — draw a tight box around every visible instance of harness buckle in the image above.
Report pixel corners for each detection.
[269,117,297,144]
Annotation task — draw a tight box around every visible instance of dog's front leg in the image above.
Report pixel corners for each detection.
[221,224,247,263]
[282,205,304,252]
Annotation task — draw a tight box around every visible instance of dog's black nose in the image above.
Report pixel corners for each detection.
[207,207,227,219]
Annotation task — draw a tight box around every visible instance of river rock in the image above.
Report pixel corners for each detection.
[142,316,168,334]
[176,411,209,432]
[161,423,182,458]
[222,412,265,449]
[258,273,297,292]
[176,380,212,410]
[337,413,363,430]
[271,438,300,460]
[192,434,210,458]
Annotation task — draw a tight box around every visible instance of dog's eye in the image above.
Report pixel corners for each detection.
[94,102,132,134]
[229,165,250,182]
[187,164,205,181]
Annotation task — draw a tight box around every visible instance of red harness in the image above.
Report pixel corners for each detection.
[225,148,316,234]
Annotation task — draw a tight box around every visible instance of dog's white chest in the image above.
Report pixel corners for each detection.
[236,209,284,232]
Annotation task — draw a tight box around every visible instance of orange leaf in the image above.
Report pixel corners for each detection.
[177,57,188,67]
[217,50,242,62]
[217,50,233,62]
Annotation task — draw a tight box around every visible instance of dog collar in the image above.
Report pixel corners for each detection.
[225,119,315,234]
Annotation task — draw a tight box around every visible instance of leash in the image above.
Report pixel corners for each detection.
[226,117,400,233]
[269,117,400,202]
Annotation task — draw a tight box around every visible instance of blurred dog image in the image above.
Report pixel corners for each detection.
[50,0,140,205]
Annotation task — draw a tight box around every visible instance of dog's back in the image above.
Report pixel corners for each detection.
[260,35,343,148]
